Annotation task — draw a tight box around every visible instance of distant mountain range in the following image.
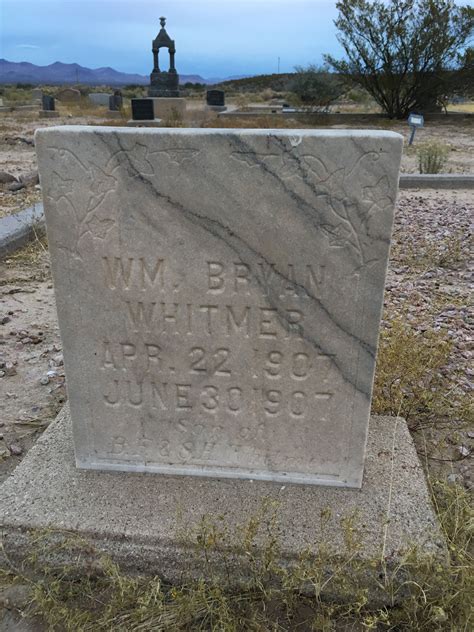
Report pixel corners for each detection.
[0,59,249,86]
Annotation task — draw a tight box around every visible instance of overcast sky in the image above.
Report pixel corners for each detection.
[1,0,473,79]
[0,0,345,79]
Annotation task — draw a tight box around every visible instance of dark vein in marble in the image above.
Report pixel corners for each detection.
[92,131,380,398]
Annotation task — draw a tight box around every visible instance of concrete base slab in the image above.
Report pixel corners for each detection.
[0,204,44,259]
[207,105,227,112]
[105,111,123,119]
[126,119,162,127]
[39,111,60,119]
[0,407,444,602]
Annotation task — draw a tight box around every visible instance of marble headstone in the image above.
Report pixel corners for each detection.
[56,88,81,102]
[36,127,402,488]
[89,93,111,106]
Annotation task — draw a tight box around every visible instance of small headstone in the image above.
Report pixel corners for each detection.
[56,88,81,102]
[42,95,55,111]
[109,94,123,111]
[40,95,60,118]
[36,128,403,488]
[89,93,112,107]
[207,90,225,107]
[131,98,155,120]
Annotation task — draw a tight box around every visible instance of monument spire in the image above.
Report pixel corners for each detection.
[149,15,180,97]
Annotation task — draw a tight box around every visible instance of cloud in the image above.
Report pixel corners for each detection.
[15,44,40,49]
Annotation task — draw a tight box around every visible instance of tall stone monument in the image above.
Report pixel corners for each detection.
[0,127,445,596]
[149,16,180,97]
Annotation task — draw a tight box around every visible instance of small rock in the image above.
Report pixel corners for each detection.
[9,443,23,456]
[4,362,16,376]
[39,375,49,385]
[0,316,11,325]
[52,354,64,366]
[0,171,17,185]
[0,584,31,608]
[19,170,39,187]
[458,445,470,458]
[0,370,5,378]
[7,181,25,192]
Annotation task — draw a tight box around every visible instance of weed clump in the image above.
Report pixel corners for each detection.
[373,319,454,426]
[417,142,449,174]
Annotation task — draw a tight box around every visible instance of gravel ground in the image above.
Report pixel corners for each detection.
[385,189,473,487]
[0,189,472,489]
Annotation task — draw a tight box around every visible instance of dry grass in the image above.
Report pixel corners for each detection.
[446,102,474,113]
[1,479,472,631]
[372,318,472,431]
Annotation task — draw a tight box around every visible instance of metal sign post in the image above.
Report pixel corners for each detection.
[407,113,424,146]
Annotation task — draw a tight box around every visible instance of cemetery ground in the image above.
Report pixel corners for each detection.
[0,102,473,219]
[0,108,472,629]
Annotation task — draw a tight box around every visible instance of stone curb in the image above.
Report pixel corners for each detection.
[0,203,45,259]
[399,174,474,189]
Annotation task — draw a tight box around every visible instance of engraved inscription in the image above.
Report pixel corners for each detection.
[206,260,325,298]
[37,128,401,485]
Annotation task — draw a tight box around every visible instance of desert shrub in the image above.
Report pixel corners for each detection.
[121,85,146,99]
[2,86,33,105]
[393,231,469,270]
[290,65,346,110]
[163,107,184,128]
[372,318,473,430]
[417,142,449,173]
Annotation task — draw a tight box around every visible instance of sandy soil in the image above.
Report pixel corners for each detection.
[0,239,65,484]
